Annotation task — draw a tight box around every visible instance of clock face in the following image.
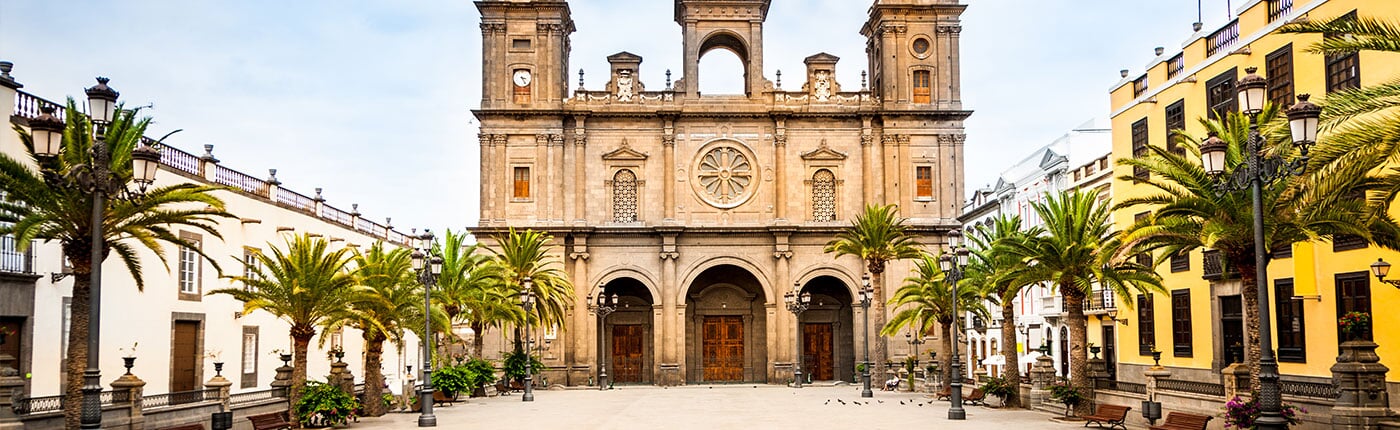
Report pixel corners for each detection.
[513,70,532,87]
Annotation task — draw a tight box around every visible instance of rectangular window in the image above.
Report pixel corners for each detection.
[1273,243,1293,259]
[915,166,933,198]
[1138,294,1156,355]
[1131,118,1149,179]
[912,70,931,104]
[511,39,531,50]
[178,232,203,301]
[1326,12,1361,93]
[1133,212,1152,267]
[1206,68,1238,120]
[1275,279,1306,362]
[1266,45,1294,109]
[241,326,259,388]
[1164,100,1186,155]
[1333,234,1368,252]
[242,247,261,291]
[1335,272,1373,342]
[1169,252,1189,272]
[513,167,531,199]
[1171,290,1192,357]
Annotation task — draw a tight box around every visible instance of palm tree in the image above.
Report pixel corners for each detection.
[1007,190,1162,415]
[431,229,519,358]
[209,234,358,424]
[488,228,574,351]
[881,252,989,390]
[321,242,416,417]
[963,214,1037,408]
[1117,109,1399,393]
[825,204,924,374]
[2,100,232,428]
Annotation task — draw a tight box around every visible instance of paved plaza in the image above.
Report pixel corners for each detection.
[355,385,1082,430]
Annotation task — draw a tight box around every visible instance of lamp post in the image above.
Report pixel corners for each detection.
[28,78,162,430]
[519,278,537,402]
[784,284,812,388]
[1196,67,1320,430]
[938,232,971,421]
[904,329,923,371]
[858,273,874,398]
[409,231,443,427]
[590,292,619,391]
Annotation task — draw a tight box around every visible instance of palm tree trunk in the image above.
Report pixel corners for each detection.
[1000,299,1022,408]
[361,332,388,417]
[1235,259,1263,394]
[940,320,953,390]
[871,268,889,375]
[1063,287,1091,416]
[62,264,91,430]
[471,321,486,358]
[290,327,315,427]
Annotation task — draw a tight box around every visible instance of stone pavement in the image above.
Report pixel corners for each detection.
[353,385,1082,430]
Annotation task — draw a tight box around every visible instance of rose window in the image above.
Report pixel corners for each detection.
[694,145,756,208]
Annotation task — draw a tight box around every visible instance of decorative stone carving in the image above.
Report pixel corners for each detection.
[491,134,507,147]
[480,22,506,35]
[616,70,635,102]
[549,134,564,147]
[659,251,680,260]
[773,251,793,260]
[861,134,874,147]
[662,135,676,147]
[774,134,787,146]
[800,140,848,161]
[693,143,757,209]
[813,70,832,101]
[569,252,591,260]
[602,139,649,161]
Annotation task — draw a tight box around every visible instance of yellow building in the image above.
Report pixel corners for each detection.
[1107,0,1400,395]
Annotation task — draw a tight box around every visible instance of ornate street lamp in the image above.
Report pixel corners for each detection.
[590,291,619,390]
[410,231,443,427]
[938,232,971,421]
[519,278,537,402]
[32,78,162,429]
[858,272,875,398]
[784,285,812,388]
[1197,67,1321,430]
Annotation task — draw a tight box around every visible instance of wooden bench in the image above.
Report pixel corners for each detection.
[154,424,205,430]
[1084,404,1132,430]
[433,390,455,406]
[934,386,951,400]
[248,411,291,430]
[1149,412,1213,430]
[963,388,987,406]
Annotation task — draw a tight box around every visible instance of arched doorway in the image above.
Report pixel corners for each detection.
[600,277,655,385]
[685,264,767,383]
[796,276,854,382]
[1059,326,1069,377]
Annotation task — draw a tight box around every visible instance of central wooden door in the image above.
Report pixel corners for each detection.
[171,321,200,395]
[702,316,744,381]
[611,324,645,383]
[802,323,833,381]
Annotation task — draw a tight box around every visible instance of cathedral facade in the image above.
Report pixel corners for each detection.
[472,0,968,386]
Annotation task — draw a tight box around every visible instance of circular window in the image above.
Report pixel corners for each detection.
[912,37,931,58]
[692,142,758,209]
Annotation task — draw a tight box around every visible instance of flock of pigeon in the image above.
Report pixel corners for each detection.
[823,399,936,407]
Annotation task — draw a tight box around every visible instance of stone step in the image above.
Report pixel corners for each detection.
[1378,421,1400,429]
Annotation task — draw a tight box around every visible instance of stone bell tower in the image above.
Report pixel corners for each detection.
[674,0,771,98]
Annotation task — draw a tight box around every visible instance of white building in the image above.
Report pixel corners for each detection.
[0,64,424,400]
[957,119,1112,381]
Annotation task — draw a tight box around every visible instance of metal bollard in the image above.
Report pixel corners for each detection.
[1141,400,1162,425]
[211,412,233,430]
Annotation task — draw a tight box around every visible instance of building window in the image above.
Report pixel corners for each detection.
[811,169,837,222]
[511,39,531,50]
[513,167,531,199]
[1131,118,1149,180]
[242,247,261,291]
[1273,243,1293,259]
[1133,212,1152,267]
[1138,294,1156,355]
[1335,271,1372,342]
[1164,100,1186,155]
[241,326,259,388]
[1333,234,1368,252]
[1326,12,1361,93]
[1171,290,1192,357]
[1266,45,1294,109]
[612,169,638,223]
[912,70,931,104]
[915,166,933,199]
[1206,68,1238,120]
[178,231,203,301]
[1169,252,1189,272]
[1275,279,1305,362]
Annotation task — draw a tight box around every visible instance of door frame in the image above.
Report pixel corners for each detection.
[169,313,205,393]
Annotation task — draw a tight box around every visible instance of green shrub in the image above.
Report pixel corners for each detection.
[294,379,358,427]
[503,351,543,384]
[432,365,475,396]
[1049,379,1084,417]
[979,376,1015,401]
[464,357,497,388]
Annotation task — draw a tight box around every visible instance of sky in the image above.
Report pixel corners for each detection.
[0,0,1247,231]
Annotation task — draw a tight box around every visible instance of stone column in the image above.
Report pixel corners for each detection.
[569,240,591,386]
[772,116,788,222]
[1028,353,1056,408]
[479,133,494,225]
[109,369,145,430]
[492,134,508,225]
[1143,365,1171,415]
[204,365,232,412]
[1221,362,1250,400]
[0,353,26,430]
[572,119,588,224]
[662,131,677,222]
[1330,339,1393,429]
[271,356,294,398]
[199,144,219,180]
[551,134,565,223]
[1086,354,1108,408]
[860,120,874,207]
[659,230,680,385]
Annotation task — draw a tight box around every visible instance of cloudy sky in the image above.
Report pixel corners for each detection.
[0,0,1243,231]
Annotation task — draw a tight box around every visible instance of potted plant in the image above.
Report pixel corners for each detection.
[294,379,358,427]
[979,376,1014,407]
[1339,311,1370,341]
[464,358,497,397]
[502,351,542,388]
[432,365,476,400]
[1223,395,1307,429]
[1049,379,1084,417]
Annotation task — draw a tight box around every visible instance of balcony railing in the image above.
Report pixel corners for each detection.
[0,235,34,274]
[1093,379,1147,395]
[1166,54,1185,79]
[213,165,270,196]
[1084,288,1115,312]
[1280,380,1336,399]
[1202,249,1238,280]
[13,91,65,122]
[1207,19,1240,57]
[144,388,219,409]
[1158,378,1226,397]
[1268,0,1293,23]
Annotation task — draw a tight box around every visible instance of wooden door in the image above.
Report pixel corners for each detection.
[611,325,645,383]
[171,321,200,394]
[1221,296,1244,364]
[802,323,833,381]
[702,316,744,382]
[1102,325,1117,380]
[0,318,22,372]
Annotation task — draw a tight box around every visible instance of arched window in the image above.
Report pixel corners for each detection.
[612,169,638,223]
[811,169,837,222]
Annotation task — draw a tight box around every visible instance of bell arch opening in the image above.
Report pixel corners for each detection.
[697,32,750,96]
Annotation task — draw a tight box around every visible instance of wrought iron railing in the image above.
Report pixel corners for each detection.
[144,388,218,408]
[1268,0,1293,23]
[1166,54,1185,79]
[13,91,65,121]
[1093,379,1148,395]
[11,394,63,414]
[322,205,354,227]
[1158,378,1226,396]
[229,388,277,405]
[0,235,33,274]
[1084,288,1115,311]
[1207,19,1240,57]
[275,188,316,213]
[155,143,201,176]
[1280,380,1336,399]
[213,165,270,196]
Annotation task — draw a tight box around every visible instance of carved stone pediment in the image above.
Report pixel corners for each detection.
[602,139,649,161]
[800,140,848,161]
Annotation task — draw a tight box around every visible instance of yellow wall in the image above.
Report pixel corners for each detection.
[1109,0,1400,380]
